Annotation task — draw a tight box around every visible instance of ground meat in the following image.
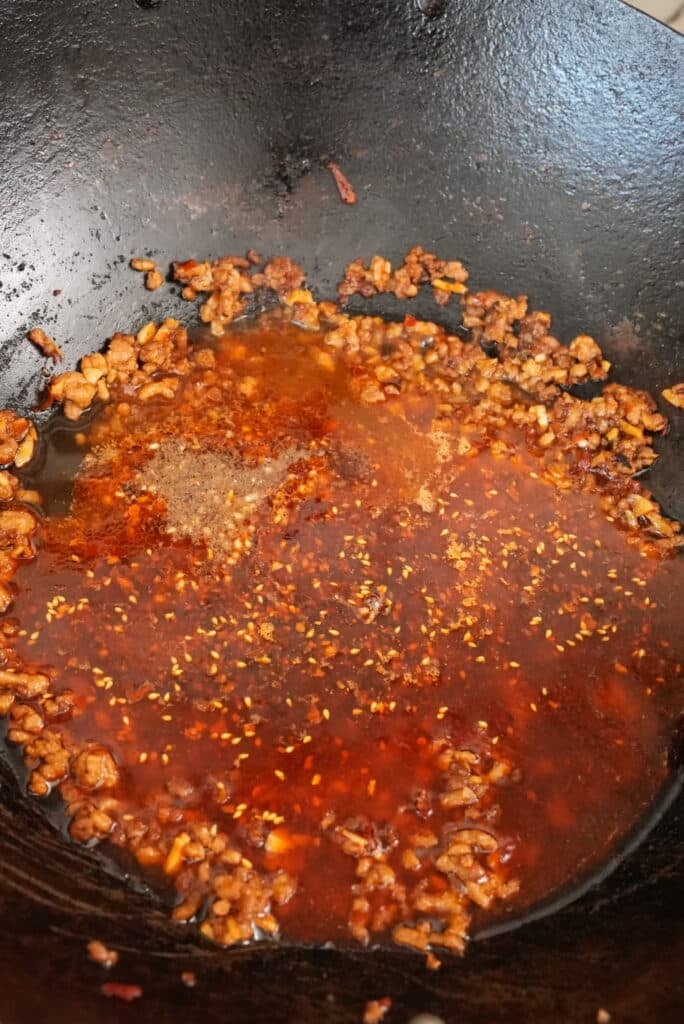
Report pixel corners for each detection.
[0,471,19,502]
[662,383,684,410]
[27,328,63,362]
[130,257,158,273]
[145,269,164,290]
[258,256,306,297]
[363,997,392,1023]
[72,746,119,791]
[0,669,49,699]
[49,371,99,422]
[338,246,468,304]
[87,940,119,968]
[172,256,254,335]
[0,410,37,468]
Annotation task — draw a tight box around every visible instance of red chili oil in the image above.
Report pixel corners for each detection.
[4,320,682,944]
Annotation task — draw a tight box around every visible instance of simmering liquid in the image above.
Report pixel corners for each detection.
[3,319,682,948]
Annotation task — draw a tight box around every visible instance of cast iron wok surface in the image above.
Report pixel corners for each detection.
[0,1,682,1020]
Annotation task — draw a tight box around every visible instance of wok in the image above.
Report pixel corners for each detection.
[0,1,682,1021]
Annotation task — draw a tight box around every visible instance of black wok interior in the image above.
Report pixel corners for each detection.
[0,1,682,1021]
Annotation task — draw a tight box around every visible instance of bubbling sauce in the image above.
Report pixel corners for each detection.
[1,315,682,954]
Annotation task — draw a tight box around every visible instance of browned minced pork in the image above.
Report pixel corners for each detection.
[87,940,119,968]
[27,328,63,362]
[257,256,306,297]
[363,997,392,1024]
